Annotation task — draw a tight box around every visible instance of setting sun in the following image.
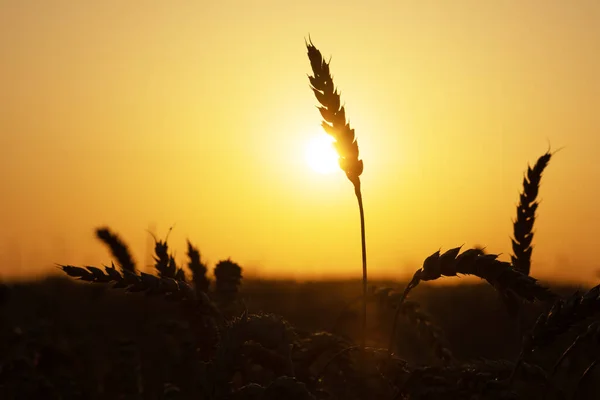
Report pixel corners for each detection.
[305,134,339,174]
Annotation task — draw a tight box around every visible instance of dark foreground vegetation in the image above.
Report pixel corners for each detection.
[0,270,598,399]
[1,41,593,400]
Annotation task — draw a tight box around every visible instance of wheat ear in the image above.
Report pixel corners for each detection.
[148,230,186,281]
[306,38,368,353]
[511,150,552,276]
[95,227,136,273]
[389,247,557,354]
[187,240,210,294]
[59,264,220,317]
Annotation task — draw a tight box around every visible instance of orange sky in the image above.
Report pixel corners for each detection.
[1,0,599,283]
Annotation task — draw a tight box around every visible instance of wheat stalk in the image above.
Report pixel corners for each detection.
[59,264,221,319]
[306,38,368,354]
[95,227,136,273]
[187,240,210,294]
[388,247,557,355]
[511,150,553,276]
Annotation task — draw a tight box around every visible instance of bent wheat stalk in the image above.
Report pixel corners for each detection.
[389,247,557,355]
[306,39,368,351]
[59,263,222,321]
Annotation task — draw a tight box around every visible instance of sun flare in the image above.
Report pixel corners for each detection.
[305,134,339,174]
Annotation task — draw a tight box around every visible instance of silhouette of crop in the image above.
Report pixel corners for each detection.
[214,259,243,316]
[10,36,599,400]
[511,150,553,276]
[187,240,210,294]
[306,39,369,354]
[150,232,185,280]
[389,247,557,355]
[95,227,136,273]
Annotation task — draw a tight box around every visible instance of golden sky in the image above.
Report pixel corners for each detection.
[1,0,599,282]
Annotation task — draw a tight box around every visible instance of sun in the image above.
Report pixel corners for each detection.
[305,134,339,174]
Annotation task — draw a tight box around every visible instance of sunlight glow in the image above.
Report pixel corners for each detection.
[305,134,339,174]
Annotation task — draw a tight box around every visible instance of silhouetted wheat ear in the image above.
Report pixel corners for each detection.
[187,240,210,293]
[407,247,556,303]
[388,247,557,355]
[150,234,186,281]
[95,227,136,273]
[58,264,220,316]
[511,151,552,276]
[306,39,363,189]
[214,259,242,304]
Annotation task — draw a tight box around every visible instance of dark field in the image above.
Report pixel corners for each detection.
[0,276,596,399]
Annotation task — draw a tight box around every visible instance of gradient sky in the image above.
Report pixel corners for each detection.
[1,0,599,282]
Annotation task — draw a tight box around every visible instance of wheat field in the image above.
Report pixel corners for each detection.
[1,41,598,400]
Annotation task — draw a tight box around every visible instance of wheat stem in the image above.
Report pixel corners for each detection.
[355,185,368,351]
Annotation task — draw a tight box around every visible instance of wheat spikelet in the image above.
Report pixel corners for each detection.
[511,151,552,276]
[187,240,210,293]
[95,227,136,273]
[306,39,363,188]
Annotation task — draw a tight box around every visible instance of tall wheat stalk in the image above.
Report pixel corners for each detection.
[306,39,368,350]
